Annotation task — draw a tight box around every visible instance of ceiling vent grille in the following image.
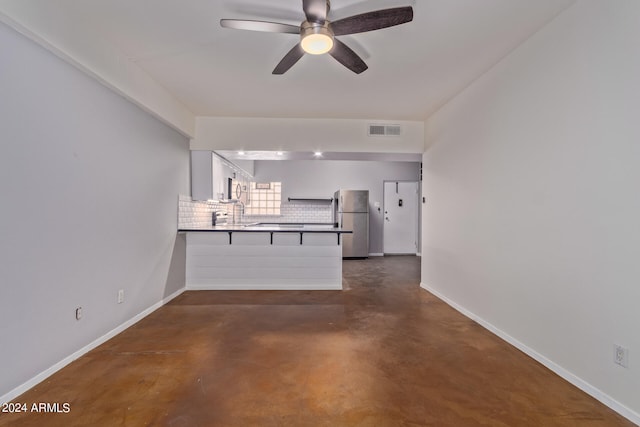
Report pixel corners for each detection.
[368,124,401,137]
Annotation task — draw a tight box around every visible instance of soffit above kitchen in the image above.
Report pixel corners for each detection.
[216,150,422,162]
[0,0,575,136]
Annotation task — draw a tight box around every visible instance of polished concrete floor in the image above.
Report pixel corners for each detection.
[1,257,633,426]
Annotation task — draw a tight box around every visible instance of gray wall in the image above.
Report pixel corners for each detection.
[422,0,640,420]
[0,21,189,400]
[253,160,421,255]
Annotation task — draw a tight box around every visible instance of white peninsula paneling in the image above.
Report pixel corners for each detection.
[185,232,342,290]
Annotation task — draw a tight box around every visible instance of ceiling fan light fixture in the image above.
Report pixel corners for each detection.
[300,21,334,55]
[221,4,414,74]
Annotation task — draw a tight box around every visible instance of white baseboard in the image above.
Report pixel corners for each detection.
[368,253,384,257]
[419,282,640,426]
[0,287,185,405]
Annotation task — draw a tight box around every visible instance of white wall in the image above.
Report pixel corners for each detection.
[253,160,421,255]
[421,0,640,422]
[0,4,195,137]
[0,21,190,402]
[192,117,425,154]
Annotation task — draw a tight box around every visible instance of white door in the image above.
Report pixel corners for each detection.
[383,181,419,254]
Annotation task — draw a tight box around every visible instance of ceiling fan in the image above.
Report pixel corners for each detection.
[220,0,414,74]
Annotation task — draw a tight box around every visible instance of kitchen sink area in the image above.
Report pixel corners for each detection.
[243,222,336,229]
[196,222,337,230]
[178,211,351,291]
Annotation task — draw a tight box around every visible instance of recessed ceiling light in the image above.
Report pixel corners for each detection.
[276,151,284,156]
[313,152,323,157]
[238,151,245,155]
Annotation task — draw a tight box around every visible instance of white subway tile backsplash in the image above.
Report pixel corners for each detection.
[178,195,231,228]
[243,202,332,224]
[179,196,333,228]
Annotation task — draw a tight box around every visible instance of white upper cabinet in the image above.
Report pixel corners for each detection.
[191,151,225,201]
[191,151,252,201]
[191,151,213,201]
[212,154,226,199]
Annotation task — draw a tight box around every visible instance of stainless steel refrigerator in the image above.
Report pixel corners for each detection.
[334,190,369,258]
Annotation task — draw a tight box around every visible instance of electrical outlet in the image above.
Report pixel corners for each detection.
[75,307,82,320]
[614,344,629,368]
[117,289,124,304]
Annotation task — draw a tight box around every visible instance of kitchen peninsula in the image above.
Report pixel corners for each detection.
[179,223,352,290]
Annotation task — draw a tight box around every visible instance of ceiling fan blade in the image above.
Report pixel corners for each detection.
[273,44,306,74]
[331,6,413,36]
[220,19,300,34]
[303,0,328,23]
[329,39,368,74]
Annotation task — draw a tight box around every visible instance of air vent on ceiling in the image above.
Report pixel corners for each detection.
[368,124,401,137]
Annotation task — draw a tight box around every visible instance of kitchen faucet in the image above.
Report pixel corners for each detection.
[232,201,245,224]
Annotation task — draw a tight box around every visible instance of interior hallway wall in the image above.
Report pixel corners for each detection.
[0,21,189,401]
[421,0,640,421]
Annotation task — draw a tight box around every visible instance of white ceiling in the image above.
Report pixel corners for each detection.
[0,0,575,123]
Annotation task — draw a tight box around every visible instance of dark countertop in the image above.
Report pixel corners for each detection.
[178,222,352,234]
